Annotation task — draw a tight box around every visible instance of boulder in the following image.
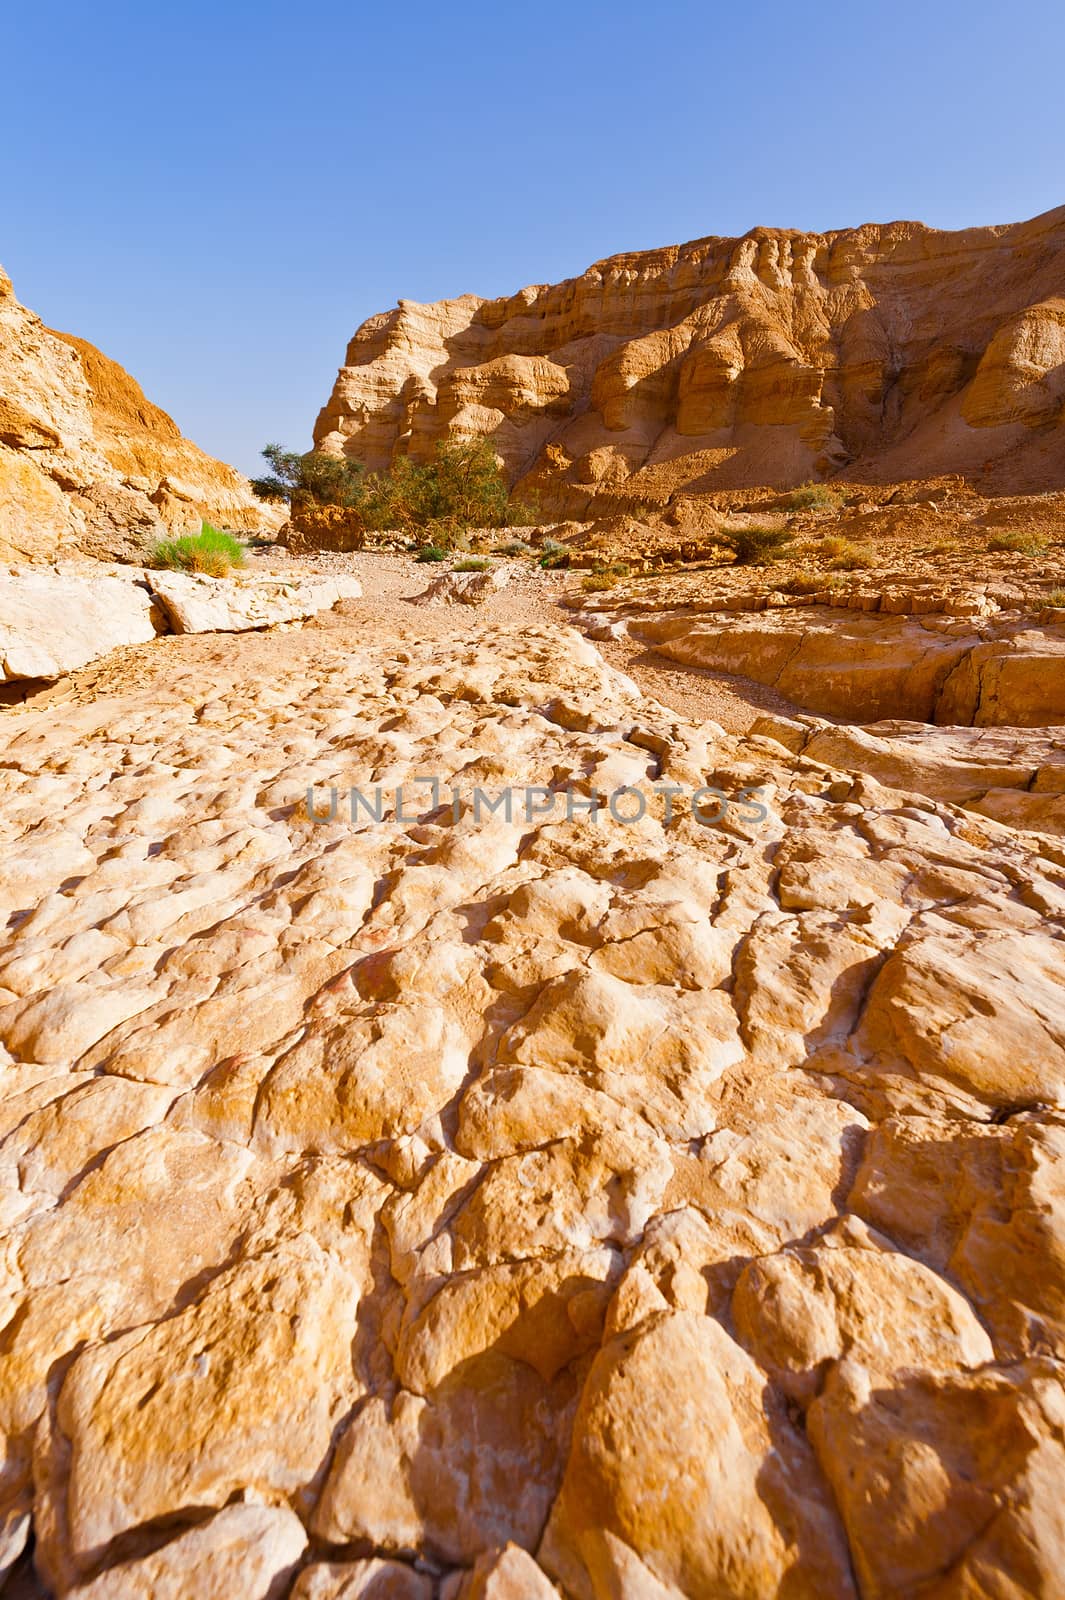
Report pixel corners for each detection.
[0,569,159,682]
[147,569,362,633]
[409,567,508,606]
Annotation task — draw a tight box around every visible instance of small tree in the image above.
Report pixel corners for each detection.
[250,444,367,510]
[253,436,533,549]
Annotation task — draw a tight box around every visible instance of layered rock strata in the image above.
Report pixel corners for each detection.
[0,267,279,563]
[315,207,1065,512]
[0,618,1063,1594]
[615,606,1065,727]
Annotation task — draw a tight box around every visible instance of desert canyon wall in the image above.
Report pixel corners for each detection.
[2,203,1065,1596]
[0,266,277,563]
[315,206,1065,513]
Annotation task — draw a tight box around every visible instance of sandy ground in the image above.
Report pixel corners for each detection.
[16,551,804,732]
[255,549,806,733]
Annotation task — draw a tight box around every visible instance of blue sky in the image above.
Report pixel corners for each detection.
[3,0,1063,476]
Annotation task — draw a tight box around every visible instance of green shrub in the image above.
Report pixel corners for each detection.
[253,438,531,550]
[726,525,794,565]
[536,537,570,569]
[415,544,448,563]
[250,444,367,509]
[453,556,492,572]
[150,522,246,577]
[582,560,631,591]
[495,538,535,555]
[787,482,843,512]
[783,569,823,595]
[988,530,1049,556]
[828,541,877,571]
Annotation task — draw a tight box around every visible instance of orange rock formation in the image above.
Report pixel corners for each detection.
[0,267,278,562]
[315,206,1065,513]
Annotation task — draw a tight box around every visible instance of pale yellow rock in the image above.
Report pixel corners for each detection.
[292,1558,432,1599]
[732,1225,995,1402]
[0,265,278,562]
[540,1310,855,1599]
[808,1357,1065,1599]
[35,1238,361,1588]
[66,1504,307,1599]
[410,568,509,606]
[148,569,363,633]
[853,928,1065,1111]
[0,617,1061,1594]
[450,1544,562,1599]
[312,207,1065,512]
[0,572,159,683]
[312,1356,581,1566]
[850,1116,1065,1361]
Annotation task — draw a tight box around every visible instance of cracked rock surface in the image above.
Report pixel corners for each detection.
[0,615,1063,1596]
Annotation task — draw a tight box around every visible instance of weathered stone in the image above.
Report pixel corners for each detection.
[313,208,1065,513]
[0,615,1062,1595]
[0,571,158,682]
[409,568,509,606]
[66,1505,307,1600]
[147,569,362,633]
[0,266,280,563]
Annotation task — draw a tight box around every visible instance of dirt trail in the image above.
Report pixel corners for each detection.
[12,551,803,730]
[278,551,805,731]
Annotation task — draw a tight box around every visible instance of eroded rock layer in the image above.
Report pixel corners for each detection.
[0,267,278,563]
[315,207,1065,512]
[0,616,1063,1595]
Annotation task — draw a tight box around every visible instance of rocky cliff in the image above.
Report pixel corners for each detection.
[315,206,1065,513]
[0,267,279,562]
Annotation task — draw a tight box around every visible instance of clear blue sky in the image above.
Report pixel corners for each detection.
[3,0,1063,477]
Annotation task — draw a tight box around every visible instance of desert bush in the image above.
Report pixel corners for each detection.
[254,438,530,549]
[453,556,492,571]
[988,531,1049,556]
[150,522,246,576]
[495,538,535,555]
[415,544,448,563]
[538,537,571,569]
[582,560,631,590]
[828,541,877,571]
[725,525,794,565]
[819,535,851,558]
[783,569,823,595]
[251,444,367,509]
[786,482,843,512]
[1044,587,1065,607]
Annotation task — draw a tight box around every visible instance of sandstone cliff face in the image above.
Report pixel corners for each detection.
[0,267,278,562]
[315,207,1065,512]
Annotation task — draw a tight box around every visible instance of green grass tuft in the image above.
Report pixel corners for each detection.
[988,531,1049,556]
[150,522,246,576]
